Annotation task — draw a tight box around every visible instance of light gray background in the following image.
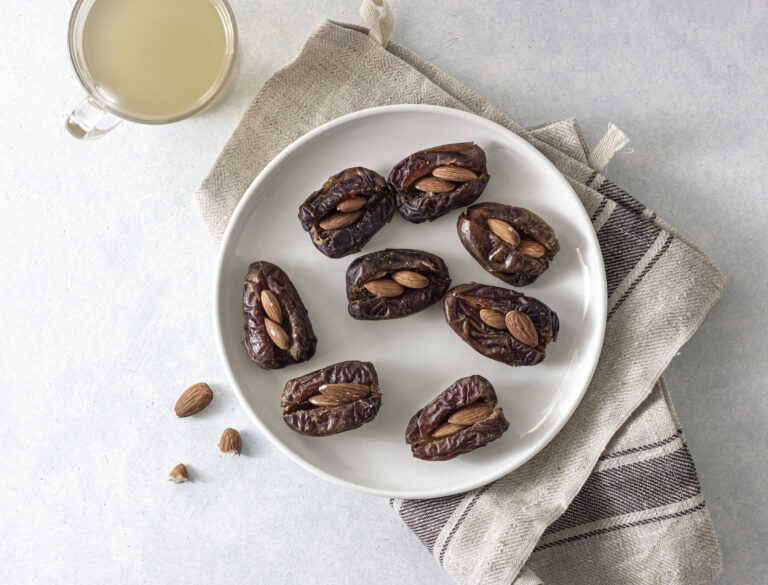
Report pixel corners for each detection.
[1,1,765,583]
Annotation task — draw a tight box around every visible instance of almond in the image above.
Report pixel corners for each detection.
[431,422,465,439]
[318,210,361,230]
[336,196,366,213]
[448,404,494,426]
[308,394,345,407]
[517,239,546,258]
[364,278,405,298]
[431,166,478,182]
[260,289,282,323]
[479,308,507,330]
[487,218,520,247]
[264,318,290,350]
[391,270,429,289]
[414,176,455,193]
[174,382,213,418]
[505,310,539,347]
[318,383,370,402]
[218,428,242,455]
[168,463,189,483]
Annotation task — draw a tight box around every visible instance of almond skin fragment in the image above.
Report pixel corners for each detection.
[479,308,507,330]
[168,463,189,483]
[318,383,370,402]
[487,218,520,247]
[517,239,546,258]
[218,428,242,455]
[448,404,494,426]
[431,422,466,439]
[414,176,455,193]
[364,278,405,298]
[391,270,429,289]
[318,210,361,231]
[505,310,539,347]
[336,196,366,213]
[264,318,290,350]
[260,289,282,323]
[174,382,213,418]
[431,166,478,182]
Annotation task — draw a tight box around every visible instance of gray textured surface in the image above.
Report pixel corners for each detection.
[0,1,765,583]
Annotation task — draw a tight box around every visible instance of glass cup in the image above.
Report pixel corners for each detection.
[66,0,238,140]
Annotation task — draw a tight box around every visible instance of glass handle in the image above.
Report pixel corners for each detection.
[65,96,122,140]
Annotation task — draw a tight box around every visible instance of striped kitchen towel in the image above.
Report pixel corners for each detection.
[196,4,724,584]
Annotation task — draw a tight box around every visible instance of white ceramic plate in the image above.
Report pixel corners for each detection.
[214,105,606,499]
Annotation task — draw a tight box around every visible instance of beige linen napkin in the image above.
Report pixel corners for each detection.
[196,4,723,584]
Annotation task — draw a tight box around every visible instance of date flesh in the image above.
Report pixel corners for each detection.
[298,167,396,258]
[458,203,559,286]
[405,375,509,461]
[282,360,381,436]
[444,283,558,366]
[346,249,451,320]
[243,261,317,369]
[388,142,490,223]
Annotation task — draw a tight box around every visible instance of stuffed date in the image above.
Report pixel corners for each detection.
[298,167,396,258]
[405,375,509,461]
[243,261,317,370]
[388,142,489,223]
[444,283,558,366]
[458,203,559,286]
[346,248,451,320]
[282,360,381,436]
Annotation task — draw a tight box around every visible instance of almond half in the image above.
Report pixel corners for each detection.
[168,463,189,483]
[218,428,242,455]
[174,382,213,418]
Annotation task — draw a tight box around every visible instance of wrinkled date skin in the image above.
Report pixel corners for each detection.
[243,261,317,369]
[298,167,396,258]
[458,203,559,286]
[405,375,509,461]
[346,248,451,320]
[444,283,559,366]
[388,142,490,223]
[282,360,381,436]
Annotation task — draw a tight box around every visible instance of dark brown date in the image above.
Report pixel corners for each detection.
[457,202,559,286]
[405,375,509,461]
[298,167,396,258]
[444,283,559,366]
[388,142,490,223]
[243,261,317,370]
[346,248,451,320]
[282,360,381,436]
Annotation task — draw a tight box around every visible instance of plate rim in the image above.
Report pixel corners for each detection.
[213,104,607,499]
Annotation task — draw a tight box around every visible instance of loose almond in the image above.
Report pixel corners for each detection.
[448,404,494,426]
[218,428,242,455]
[308,393,345,407]
[431,166,478,182]
[168,463,189,483]
[318,383,370,402]
[318,210,361,230]
[264,318,290,350]
[487,218,520,247]
[505,310,539,347]
[414,176,455,193]
[174,382,213,418]
[364,278,405,298]
[517,239,546,258]
[479,308,507,329]
[391,270,429,289]
[260,289,282,323]
[336,196,366,213]
[431,422,466,439]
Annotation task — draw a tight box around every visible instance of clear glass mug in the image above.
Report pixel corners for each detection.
[66,0,238,140]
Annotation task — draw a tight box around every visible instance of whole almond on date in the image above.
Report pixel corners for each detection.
[318,383,370,402]
[264,318,290,350]
[318,210,361,231]
[174,382,213,418]
[431,422,465,439]
[364,278,405,298]
[218,428,242,455]
[487,218,520,247]
[168,463,189,483]
[414,176,455,193]
[448,404,494,426]
[479,308,507,330]
[260,289,283,323]
[391,270,429,289]
[336,196,366,213]
[517,239,546,258]
[505,310,539,347]
[431,166,478,182]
